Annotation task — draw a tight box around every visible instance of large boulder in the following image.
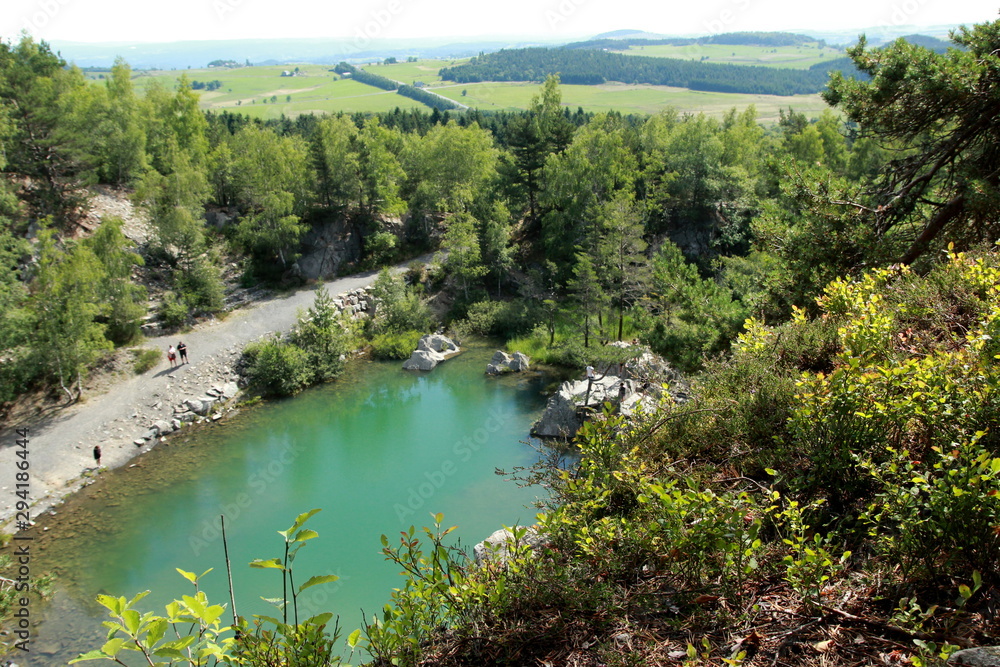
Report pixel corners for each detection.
[510,352,530,372]
[486,350,530,375]
[531,375,633,438]
[473,526,549,565]
[402,334,460,371]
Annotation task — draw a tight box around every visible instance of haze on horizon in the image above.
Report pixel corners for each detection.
[1,0,996,46]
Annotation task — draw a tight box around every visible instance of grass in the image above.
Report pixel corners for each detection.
[121,64,427,118]
[434,81,833,122]
[85,58,832,121]
[361,58,462,85]
[613,42,845,69]
[131,348,162,374]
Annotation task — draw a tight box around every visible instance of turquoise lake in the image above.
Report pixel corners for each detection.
[20,345,559,665]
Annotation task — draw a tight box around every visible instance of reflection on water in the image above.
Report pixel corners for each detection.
[13,346,555,665]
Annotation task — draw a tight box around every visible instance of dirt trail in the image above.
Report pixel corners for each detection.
[0,255,433,531]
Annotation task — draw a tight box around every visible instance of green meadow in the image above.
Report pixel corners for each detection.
[123,64,426,117]
[612,42,844,69]
[434,81,832,122]
[95,58,832,121]
[362,59,457,85]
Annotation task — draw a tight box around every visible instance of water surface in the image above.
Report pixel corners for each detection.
[19,346,554,664]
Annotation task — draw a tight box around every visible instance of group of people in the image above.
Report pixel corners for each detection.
[167,341,188,368]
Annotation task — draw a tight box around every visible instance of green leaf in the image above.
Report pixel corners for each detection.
[306,612,334,626]
[70,650,109,663]
[146,618,167,647]
[121,609,141,636]
[199,568,214,580]
[176,568,197,584]
[101,638,126,657]
[126,590,150,608]
[298,574,339,593]
[285,509,322,537]
[348,628,362,648]
[249,557,284,570]
[293,528,319,543]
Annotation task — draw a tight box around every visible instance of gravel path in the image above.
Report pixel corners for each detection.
[0,255,433,531]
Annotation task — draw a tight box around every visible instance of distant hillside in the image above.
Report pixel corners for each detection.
[898,34,955,52]
[48,36,563,69]
[566,31,823,51]
[592,29,669,40]
[439,46,862,96]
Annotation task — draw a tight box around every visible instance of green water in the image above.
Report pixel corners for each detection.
[20,346,556,665]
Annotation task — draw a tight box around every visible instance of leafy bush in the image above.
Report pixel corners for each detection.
[73,511,350,666]
[363,230,399,268]
[177,255,225,314]
[131,348,161,374]
[368,268,434,335]
[456,299,537,339]
[158,291,188,329]
[242,336,312,396]
[290,287,353,382]
[370,330,422,360]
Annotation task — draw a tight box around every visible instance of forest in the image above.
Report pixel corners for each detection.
[438,46,862,94]
[3,17,1000,666]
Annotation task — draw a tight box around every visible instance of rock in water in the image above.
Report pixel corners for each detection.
[531,375,624,438]
[510,351,530,371]
[486,350,530,375]
[486,350,512,375]
[402,334,460,371]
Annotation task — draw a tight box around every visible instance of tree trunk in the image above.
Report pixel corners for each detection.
[898,194,965,265]
[618,300,624,342]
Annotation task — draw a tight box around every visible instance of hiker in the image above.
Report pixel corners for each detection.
[93,445,102,466]
[167,345,177,368]
[178,341,188,364]
[619,381,627,403]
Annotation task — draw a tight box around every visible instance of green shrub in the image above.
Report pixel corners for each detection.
[457,299,537,339]
[368,268,434,335]
[242,336,312,396]
[131,348,161,374]
[158,291,188,328]
[363,230,399,268]
[290,287,354,382]
[178,255,225,314]
[370,330,422,360]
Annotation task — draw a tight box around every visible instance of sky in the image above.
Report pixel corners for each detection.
[1,0,996,44]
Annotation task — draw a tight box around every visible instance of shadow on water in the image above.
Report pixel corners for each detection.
[10,343,558,666]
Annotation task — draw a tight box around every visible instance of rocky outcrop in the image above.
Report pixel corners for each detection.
[531,345,685,438]
[402,334,460,371]
[531,375,642,438]
[485,350,530,375]
[292,217,363,281]
[473,525,550,565]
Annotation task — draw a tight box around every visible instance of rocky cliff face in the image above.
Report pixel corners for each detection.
[292,216,363,281]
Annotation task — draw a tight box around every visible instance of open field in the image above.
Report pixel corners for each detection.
[613,42,844,69]
[433,81,833,122]
[362,59,458,85]
[88,61,832,121]
[121,65,426,117]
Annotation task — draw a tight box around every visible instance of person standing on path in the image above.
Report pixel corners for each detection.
[178,341,188,364]
[93,445,102,467]
[168,345,177,368]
